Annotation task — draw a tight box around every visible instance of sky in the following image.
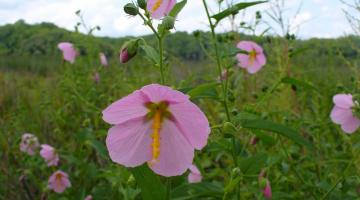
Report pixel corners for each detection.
[0,0,357,38]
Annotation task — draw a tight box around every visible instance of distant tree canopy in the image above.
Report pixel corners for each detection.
[1,20,360,71]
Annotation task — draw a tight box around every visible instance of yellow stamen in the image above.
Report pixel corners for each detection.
[150,109,162,164]
[249,50,257,64]
[152,0,163,12]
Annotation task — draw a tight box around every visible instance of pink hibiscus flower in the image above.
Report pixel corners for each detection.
[236,41,266,74]
[58,42,77,64]
[330,94,360,133]
[103,84,210,177]
[187,164,202,183]
[147,0,176,19]
[48,170,71,193]
[20,133,40,156]
[100,52,108,67]
[40,144,59,167]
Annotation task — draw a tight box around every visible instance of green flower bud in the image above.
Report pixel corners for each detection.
[124,3,138,16]
[162,16,175,30]
[120,39,140,63]
[223,122,237,136]
[137,0,147,10]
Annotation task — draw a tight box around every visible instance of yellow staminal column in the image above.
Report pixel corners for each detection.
[249,50,257,65]
[150,109,162,165]
[152,0,163,12]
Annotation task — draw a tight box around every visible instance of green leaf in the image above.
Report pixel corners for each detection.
[140,44,160,64]
[89,139,108,159]
[186,83,219,100]
[171,182,223,200]
[130,165,166,200]
[239,153,267,175]
[211,1,267,23]
[239,119,314,150]
[281,76,318,92]
[169,0,187,18]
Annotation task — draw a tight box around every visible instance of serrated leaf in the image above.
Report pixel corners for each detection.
[140,44,159,64]
[211,1,267,23]
[130,165,166,200]
[239,119,314,150]
[186,83,219,100]
[169,0,187,18]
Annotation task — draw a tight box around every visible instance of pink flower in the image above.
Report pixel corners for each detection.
[40,144,59,167]
[147,0,176,19]
[103,84,210,176]
[330,94,360,133]
[20,133,40,156]
[48,170,71,193]
[263,180,272,199]
[236,41,266,74]
[58,42,77,64]
[100,52,108,67]
[84,195,93,200]
[187,164,202,183]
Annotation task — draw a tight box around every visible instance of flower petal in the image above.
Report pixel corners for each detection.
[237,41,255,52]
[333,94,354,109]
[188,173,202,183]
[140,84,189,104]
[169,101,210,149]
[147,0,170,19]
[102,90,149,125]
[330,106,353,124]
[149,120,194,176]
[236,54,250,69]
[247,59,264,74]
[106,119,152,167]
[341,116,360,134]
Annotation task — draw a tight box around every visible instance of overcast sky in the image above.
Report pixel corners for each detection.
[0,0,357,38]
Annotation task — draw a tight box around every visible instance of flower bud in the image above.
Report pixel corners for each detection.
[137,0,146,10]
[120,39,139,63]
[124,3,138,16]
[263,180,272,199]
[162,16,175,30]
[223,122,237,136]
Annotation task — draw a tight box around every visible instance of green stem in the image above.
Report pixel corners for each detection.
[165,178,171,200]
[202,0,230,121]
[138,12,165,84]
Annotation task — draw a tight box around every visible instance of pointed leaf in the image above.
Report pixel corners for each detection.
[169,0,187,18]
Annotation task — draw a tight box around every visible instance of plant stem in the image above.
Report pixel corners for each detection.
[202,0,230,121]
[138,13,165,84]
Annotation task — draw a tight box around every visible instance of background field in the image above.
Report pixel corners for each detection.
[1,10,360,200]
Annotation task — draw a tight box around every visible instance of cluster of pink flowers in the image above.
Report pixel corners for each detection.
[19,133,72,194]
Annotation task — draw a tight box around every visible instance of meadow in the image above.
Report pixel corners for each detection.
[1,0,360,199]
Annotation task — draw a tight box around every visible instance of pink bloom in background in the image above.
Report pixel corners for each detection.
[48,170,71,193]
[103,84,210,177]
[40,144,59,167]
[93,72,100,84]
[263,180,272,199]
[187,164,202,183]
[84,195,93,200]
[100,52,108,67]
[20,133,40,156]
[120,48,131,63]
[236,41,266,74]
[58,42,77,64]
[147,0,176,19]
[330,94,360,133]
